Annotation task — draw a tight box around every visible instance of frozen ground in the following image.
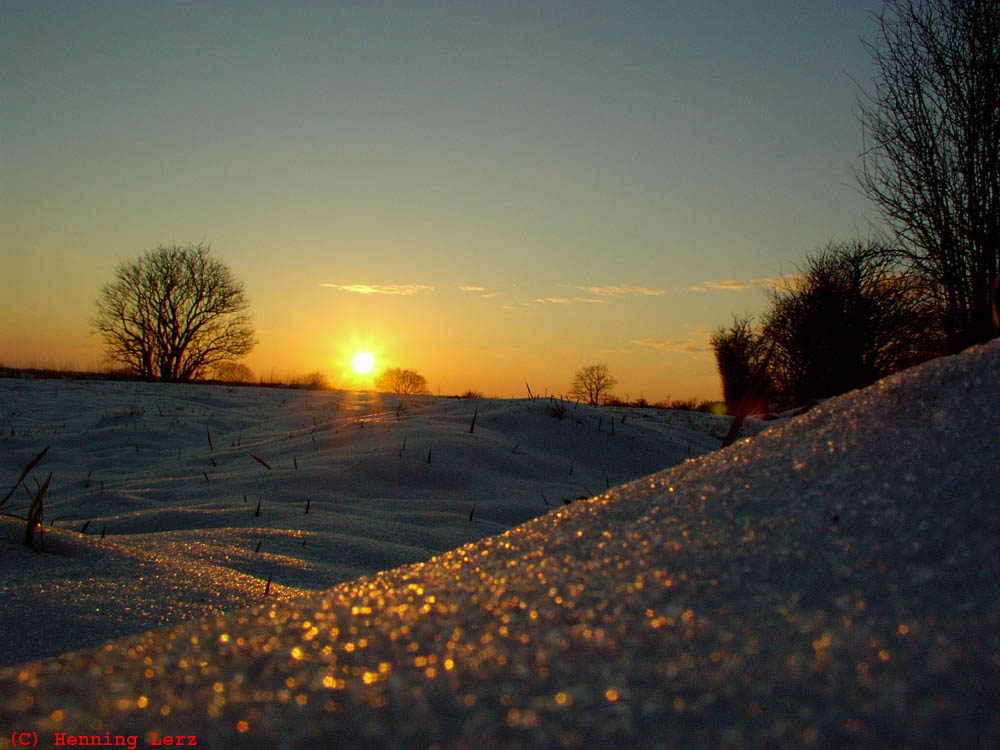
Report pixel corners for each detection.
[2,342,999,748]
[0,379,735,667]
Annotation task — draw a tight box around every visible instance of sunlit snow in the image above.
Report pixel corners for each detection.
[2,342,998,748]
[0,381,736,666]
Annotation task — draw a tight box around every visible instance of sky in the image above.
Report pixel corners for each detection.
[1,0,883,400]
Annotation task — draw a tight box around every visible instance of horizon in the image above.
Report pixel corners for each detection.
[1,2,883,401]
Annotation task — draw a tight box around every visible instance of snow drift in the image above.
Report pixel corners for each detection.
[2,342,999,748]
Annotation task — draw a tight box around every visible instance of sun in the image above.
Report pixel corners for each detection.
[352,352,375,375]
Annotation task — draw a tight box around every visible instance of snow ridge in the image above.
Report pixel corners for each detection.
[2,342,999,748]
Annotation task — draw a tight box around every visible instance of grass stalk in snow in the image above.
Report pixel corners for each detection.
[1,445,49,510]
[255,500,261,517]
[24,473,51,550]
[251,454,272,470]
[469,408,477,434]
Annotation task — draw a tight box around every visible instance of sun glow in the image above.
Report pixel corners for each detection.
[352,352,375,375]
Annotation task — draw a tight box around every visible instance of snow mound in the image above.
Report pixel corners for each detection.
[0,384,730,665]
[2,342,999,748]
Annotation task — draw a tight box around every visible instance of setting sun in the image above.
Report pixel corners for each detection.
[352,352,375,375]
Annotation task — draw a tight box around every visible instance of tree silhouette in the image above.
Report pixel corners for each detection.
[568,364,618,405]
[213,362,255,384]
[376,368,429,395]
[762,240,938,403]
[93,243,256,381]
[855,0,1000,349]
[710,315,771,415]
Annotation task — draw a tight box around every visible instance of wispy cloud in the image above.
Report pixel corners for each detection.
[321,283,435,295]
[459,285,499,299]
[632,338,711,354]
[685,278,778,292]
[533,296,610,305]
[561,284,668,297]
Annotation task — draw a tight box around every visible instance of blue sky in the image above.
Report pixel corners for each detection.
[1,1,883,399]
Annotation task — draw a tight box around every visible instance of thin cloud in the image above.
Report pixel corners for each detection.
[459,285,499,299]
[561,284,669,297]
[632,338,711,354]
[321,283,435,295]
[533,297,610,305]
[685,278,779,292]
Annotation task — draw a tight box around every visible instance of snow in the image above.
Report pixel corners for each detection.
[0,382,735,666]
[2,342,999,748]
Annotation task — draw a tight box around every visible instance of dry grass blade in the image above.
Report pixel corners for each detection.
[1,445,50,510]
[24,473,52,549]
[250,454,273,470]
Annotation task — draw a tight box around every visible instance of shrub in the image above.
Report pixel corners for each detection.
[763,239,940,403]
[376,368,429,395]
[214,362,255,384]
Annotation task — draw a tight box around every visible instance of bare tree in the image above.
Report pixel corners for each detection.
[214,362,255,384]
[762,240,939,403]
[854,0,1000,349]
[709,315,772,415]
[292,371,331,390]
[93,243,256,381]
[376,368,429,395]
[568,363,618,405]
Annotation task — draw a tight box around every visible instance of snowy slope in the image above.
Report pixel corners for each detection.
[2,342,998,748]
[0,382,733,666]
